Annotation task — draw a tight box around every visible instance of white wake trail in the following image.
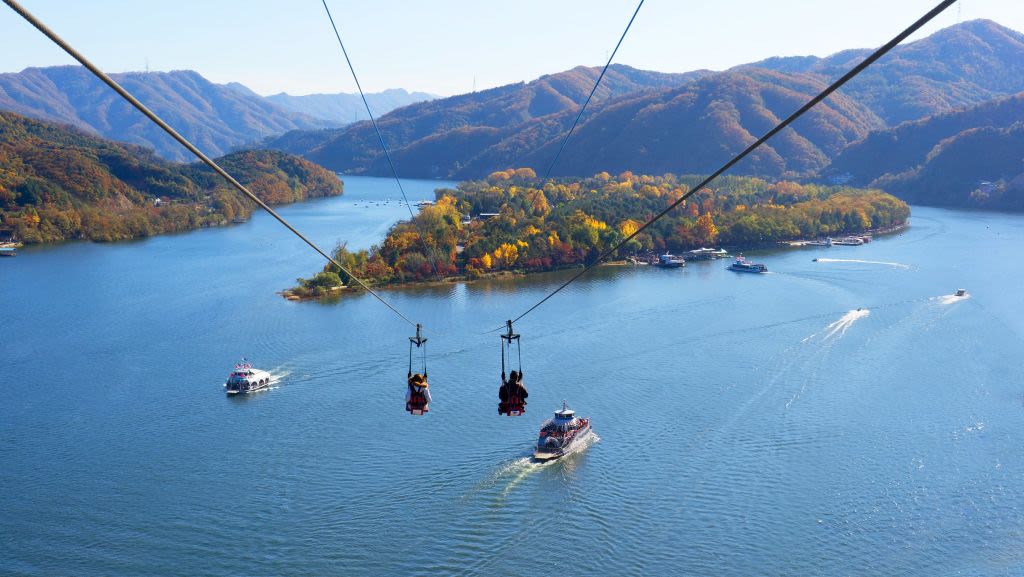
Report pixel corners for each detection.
[814,258,910,269]
[933,293,970,305]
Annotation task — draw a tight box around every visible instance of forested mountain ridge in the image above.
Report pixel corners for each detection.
[499,68,882,179]
[0,111,342,243]
[0,66,338,161]
[743,19,1024,125]
[295,68,879,180]
[266,64,711,167]
[266,20,1024,185]
[825,92,1024,186]
[822,93,1024,210]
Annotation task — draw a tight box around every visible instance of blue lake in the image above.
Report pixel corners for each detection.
[3,176,1024,575]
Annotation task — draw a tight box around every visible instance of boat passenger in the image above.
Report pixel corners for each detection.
[406,372,431,414]
[498,370,528,414]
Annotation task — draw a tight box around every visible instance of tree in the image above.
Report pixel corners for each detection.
[694,213,719,246]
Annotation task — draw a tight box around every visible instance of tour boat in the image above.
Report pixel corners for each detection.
[656,253,686,268]
[728,256,767,273]
[533,402,593,462]
[225,360,272,395]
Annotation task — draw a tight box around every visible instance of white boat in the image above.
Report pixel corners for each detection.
[225,360,272,395]
[656,254,686,268]
[728,256,767,273]
[533,402,593,462]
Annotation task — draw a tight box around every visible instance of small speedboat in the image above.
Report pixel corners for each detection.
[533,402,593,462]
[955,288,967,297]
[225,360,272,395]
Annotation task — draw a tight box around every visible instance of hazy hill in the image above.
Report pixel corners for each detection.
[0,66,337,161]
[0,111,342,243]
[265,88,436,123]
[267,64,710,167]
[744,19,1024,125]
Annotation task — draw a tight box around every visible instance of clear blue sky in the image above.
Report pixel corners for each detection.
[1,0,1021,97]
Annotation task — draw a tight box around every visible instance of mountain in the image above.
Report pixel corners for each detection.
[270,20,1024,181]
[0,111,343,243]
[484,69,882,179]
[265,88,436,123]
[743,20,1024,125]
[265,64,710,168]
[821,93,1024,210]
[297,68,879,179]
[825,92,1024,185]
[0,66,338,161]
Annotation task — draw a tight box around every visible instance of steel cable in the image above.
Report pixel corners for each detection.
[3,0,418,327]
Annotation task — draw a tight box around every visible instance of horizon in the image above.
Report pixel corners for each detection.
[2,1,1022,98]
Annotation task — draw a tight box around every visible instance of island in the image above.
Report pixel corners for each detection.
[287,169,909,298]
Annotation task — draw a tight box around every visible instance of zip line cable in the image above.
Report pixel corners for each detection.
[321,0,441,279]
[506,0,958,325]
[542,0,644,180]
[1,0,418,328]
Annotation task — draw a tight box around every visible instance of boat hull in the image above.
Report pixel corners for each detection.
[533,424,593,462]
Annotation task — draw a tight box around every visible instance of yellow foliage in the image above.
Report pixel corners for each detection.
[481,253,493,269]
[523,224,541,236]
[548,231,560,247]
[619,219,642,237]
[494,242,519,267]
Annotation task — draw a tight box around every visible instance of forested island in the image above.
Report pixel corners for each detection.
[290,169,908,297]
[0,111,343,243]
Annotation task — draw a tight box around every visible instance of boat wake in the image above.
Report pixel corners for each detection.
[484,432,600,497]
[802,308,870,342]
[814,258,910,269]
[933,293,970,305]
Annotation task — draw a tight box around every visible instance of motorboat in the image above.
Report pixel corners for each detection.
[656,254,685,268]
[225,360,272,395]
[533,402,593,462]
[728,256,767,273]
[955,288,967,297]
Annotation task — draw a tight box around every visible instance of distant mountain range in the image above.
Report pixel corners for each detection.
[3,19,1024,210]
[260,19,1024,204]
[264,88,436,123]
[265,64,710,173]
[0,67,432,162]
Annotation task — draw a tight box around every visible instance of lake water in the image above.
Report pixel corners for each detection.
[3,176,1024,576]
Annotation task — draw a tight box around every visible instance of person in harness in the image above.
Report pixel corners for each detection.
[498,320,527,415]
[498,369,528,415]
[405,324,431,415]
[406,372,431,415]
